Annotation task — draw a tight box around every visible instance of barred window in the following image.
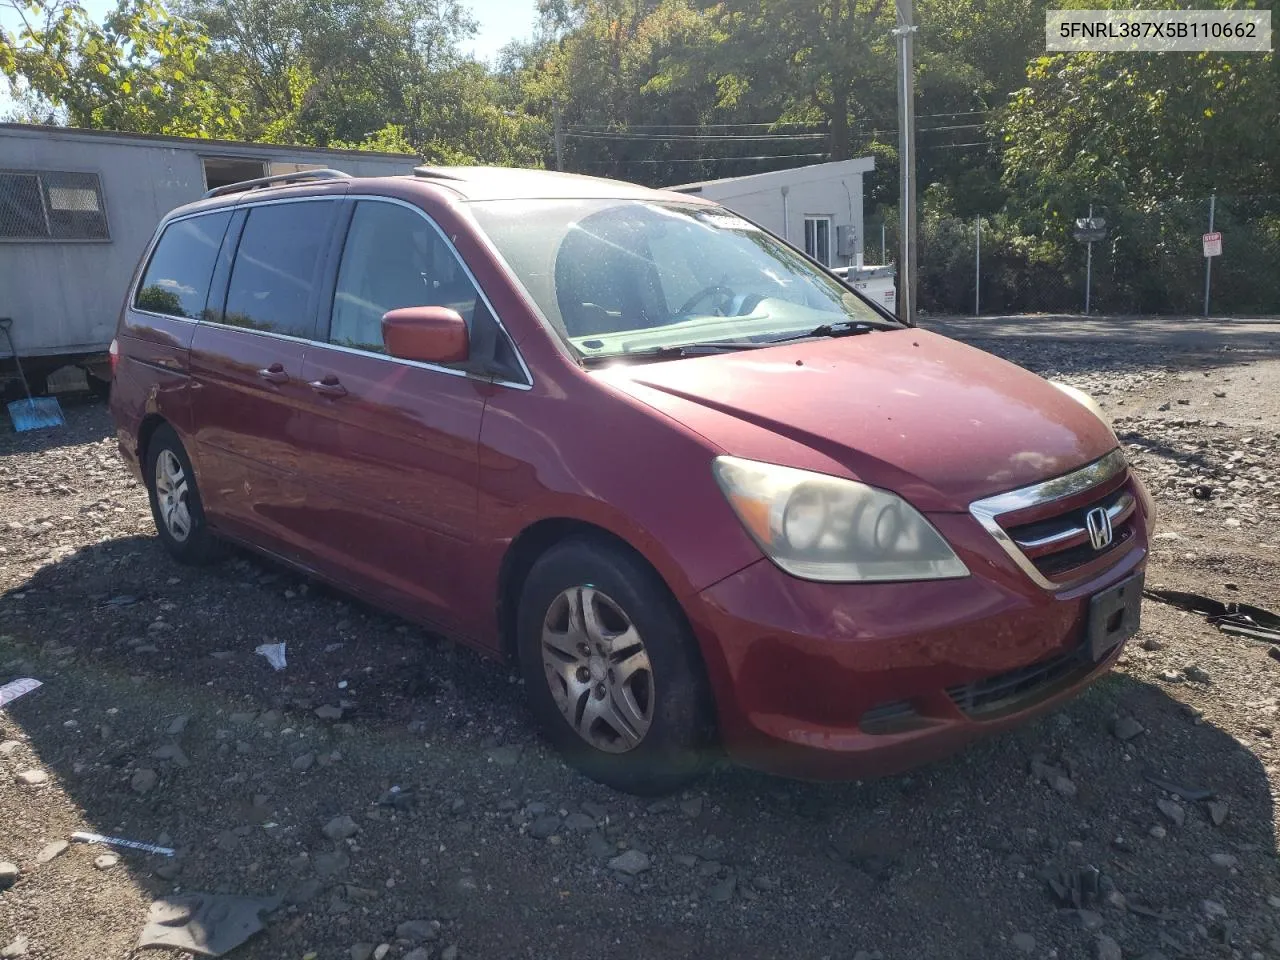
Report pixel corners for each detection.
[0,170,110,241]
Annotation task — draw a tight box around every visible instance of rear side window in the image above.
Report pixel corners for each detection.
[134,212,231,318]
[329,200,479,354]
[224,200,335,337]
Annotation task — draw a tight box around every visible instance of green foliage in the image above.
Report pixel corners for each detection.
[135,284,186,315]
[1,0,548,163]
[1,0,234,135]
[1000,46,1278,219]
[3,0,1276,309]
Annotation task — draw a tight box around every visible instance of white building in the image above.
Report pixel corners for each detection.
[671,157,875,268]
[0,124,413,389]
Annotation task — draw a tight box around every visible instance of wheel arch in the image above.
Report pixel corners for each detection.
[495,518,699,668]
[137,412,170,469]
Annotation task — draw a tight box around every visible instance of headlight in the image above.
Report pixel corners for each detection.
[712,456,970,583]
[1050,381,1110,428]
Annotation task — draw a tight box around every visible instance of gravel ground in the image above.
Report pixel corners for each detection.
[2,316,1280,960]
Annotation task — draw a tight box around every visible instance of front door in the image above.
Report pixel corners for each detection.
[188,197,339,557]
[292,198,495,633]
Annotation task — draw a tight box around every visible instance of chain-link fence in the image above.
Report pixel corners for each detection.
[868,194,1280,316]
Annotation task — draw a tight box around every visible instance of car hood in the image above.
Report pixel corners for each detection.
[595,329,1119,512]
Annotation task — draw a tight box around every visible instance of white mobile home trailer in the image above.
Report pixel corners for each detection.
[671,157,876,268]
[0,124,413,391]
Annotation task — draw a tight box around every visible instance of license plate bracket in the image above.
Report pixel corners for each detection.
[1087,572,1144,661]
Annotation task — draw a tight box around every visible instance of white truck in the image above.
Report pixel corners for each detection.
[832,263,896,315]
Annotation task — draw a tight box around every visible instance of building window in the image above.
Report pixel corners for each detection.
[0,169,110,241]
[201,157,268,192]
[803,216,832,266]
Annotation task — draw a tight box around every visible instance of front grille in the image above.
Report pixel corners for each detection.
[1005,485,1137,580]
[946,648,1089,718]
[969,449,1137,589]
[859,699,921,734]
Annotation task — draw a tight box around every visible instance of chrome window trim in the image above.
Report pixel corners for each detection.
[128,207,237,324]
[128,194,534,391]
[131,308,198,324]
[453,201,580,363]
[325,193,532,389]
[328,193,533,390]
[968,448,1130,591]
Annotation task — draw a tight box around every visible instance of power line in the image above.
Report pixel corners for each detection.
[576,152,832,165]
[921,141,994,150]
[567,113,988,132]
[914,109,992,118]
[566,121,830,131]
[850,122,986,137]
[563,131,829,142]
[563,113,988,137]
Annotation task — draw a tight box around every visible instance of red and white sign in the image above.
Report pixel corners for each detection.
[1203,231,1223,258]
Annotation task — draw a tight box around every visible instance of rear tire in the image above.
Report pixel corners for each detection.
[516,537,715,795]
[87,372,111,401]
[144,424,221,565]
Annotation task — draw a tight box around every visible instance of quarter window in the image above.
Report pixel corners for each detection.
[224,201,336,337]
[0,169,110,241]
[330,200,480,354]
[134,212,232,319]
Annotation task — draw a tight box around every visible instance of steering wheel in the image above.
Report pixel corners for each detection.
[676,284,735,318]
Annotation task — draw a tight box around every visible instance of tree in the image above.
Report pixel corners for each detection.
[711,0,896,161]
[1,0,234,135]
[1000,49,1278,216]
[179,0,476,146]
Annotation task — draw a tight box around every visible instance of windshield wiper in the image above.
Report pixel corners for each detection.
[761,320,889,344]
[580,341,768,367]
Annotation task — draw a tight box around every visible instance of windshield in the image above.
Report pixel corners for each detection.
[467,198,897,360]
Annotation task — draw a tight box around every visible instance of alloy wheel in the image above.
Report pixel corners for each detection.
[540,585,655,753]
[154,449,192,543]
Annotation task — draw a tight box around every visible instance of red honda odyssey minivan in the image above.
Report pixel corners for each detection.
[109,166,1152,794]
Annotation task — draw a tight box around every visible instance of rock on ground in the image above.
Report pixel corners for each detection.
[607,850,651,876]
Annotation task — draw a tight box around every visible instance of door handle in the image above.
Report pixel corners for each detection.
[257,365,289,384]
[309,376,347,398]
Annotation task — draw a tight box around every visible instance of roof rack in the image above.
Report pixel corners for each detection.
[203,168,350,199]
[412,166,467,182]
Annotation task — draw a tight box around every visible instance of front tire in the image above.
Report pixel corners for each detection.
[145,424,221,565]
[516,537,715,795]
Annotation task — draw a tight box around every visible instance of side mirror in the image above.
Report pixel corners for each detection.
[381,306,469,365]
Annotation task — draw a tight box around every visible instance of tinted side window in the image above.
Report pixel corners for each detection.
[224,201,335,337]
[134,212,231,318]
[330,201,480,354]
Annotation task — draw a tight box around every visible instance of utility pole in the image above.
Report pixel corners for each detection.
[553,102,564,172]
[1203,192,1216,317]
[892,0,918,325]
[974,216,981,316]
[1084,203,1093,315]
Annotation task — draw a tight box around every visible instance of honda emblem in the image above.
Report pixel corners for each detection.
[1085,506,1113,550]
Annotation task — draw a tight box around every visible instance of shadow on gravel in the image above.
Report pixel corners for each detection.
[0,393,112,454]
[927,315,1280,379]
[3,536,1278,958]
[1115,431,1222,475]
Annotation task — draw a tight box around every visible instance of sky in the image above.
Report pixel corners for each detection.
[468,0,540,61]
[0,0,539,114]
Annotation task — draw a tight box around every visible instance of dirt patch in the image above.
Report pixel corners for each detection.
[2,319,1280,960]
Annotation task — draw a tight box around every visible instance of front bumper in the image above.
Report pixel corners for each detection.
[688,474,1151,781]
